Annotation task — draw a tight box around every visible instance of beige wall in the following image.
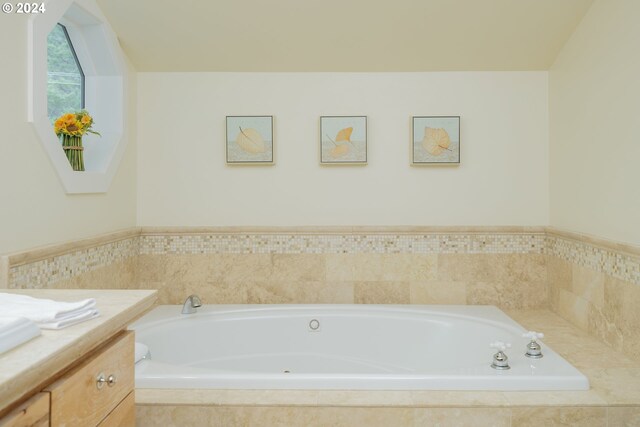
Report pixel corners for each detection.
[137,72,549,227]
[549,0,640,246]
[0,14,137,255]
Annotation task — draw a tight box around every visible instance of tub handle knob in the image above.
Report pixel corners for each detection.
[523,331,544,359]
[489,341,511,352]
[489,341,511,370]
[522,331,544,341]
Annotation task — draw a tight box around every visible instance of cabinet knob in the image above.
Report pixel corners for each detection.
[96,373,106,390]
[96,373,117,389]
[107,374,117,387]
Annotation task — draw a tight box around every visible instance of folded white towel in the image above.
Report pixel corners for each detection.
[39,309,100,330]
[0,317,41,354]
[135,342,150,364]
[0,293,100,330]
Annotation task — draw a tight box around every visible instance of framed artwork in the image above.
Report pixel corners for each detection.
[320,116,367,165]
[226,116,274,165]
[412,116,460,165]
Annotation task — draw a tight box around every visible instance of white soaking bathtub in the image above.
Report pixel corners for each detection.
[130,305,589,391]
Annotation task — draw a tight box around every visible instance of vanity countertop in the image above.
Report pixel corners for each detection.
[0,289,157,415]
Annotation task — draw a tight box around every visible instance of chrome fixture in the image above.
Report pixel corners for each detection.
[523,331,544,359]
[490,341,511,370]
[181,294,202,314]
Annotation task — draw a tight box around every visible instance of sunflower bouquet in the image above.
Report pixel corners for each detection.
[53,110,100,171]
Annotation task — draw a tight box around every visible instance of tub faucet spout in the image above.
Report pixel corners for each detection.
[181,294,202,314]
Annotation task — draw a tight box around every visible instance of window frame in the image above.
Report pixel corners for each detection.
[28,0,129,194]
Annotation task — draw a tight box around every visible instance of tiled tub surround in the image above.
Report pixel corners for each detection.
[546,229,640,362]
[136,252,549,309]
[2,229,140,290]
[136,228,548,310]
[3,227,640,359]
[135,310,640,427]
[3,227,640,425]
[3,228,550,310]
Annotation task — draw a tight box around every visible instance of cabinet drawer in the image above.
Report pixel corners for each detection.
[97,392,134,427]
[46,332,134,427]
[0,392,50,427]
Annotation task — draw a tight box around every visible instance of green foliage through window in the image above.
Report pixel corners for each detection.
[47,24,84,123]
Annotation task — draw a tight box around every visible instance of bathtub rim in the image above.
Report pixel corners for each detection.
[129,304,529,338]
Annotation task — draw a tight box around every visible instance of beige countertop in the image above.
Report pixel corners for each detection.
[137,309,640,408]
[0,289,157,415]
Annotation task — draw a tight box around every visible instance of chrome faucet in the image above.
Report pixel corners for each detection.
[181,294,202,314]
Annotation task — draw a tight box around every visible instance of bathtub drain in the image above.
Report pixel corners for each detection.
[309,319,320,331]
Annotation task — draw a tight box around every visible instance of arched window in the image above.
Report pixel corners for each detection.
[47,23,85,123]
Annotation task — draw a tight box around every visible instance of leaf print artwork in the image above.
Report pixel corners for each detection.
[412,116,460,164]
[326,127,354,158]
[335,127,354,144]
[422,127,451,156]
[226,116,273,164]
[330,143,350,157]
[320,116,367,164]
[236,126,266,154]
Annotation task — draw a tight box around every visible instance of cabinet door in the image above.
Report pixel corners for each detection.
[97,392,134,427]
[0,392,50,427]
[46,332,134,427]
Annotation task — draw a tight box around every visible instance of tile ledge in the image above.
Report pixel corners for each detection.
[4,227,141,267]
[546,227,640,258]
[140,225,547,236]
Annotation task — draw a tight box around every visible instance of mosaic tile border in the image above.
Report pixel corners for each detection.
[546,235,640,286]
[138,233,547,255]
[8,237,139,289]
[7,229,640,289]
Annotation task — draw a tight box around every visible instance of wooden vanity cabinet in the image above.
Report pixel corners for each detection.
[0,393,49,427]
[45,331,134,427]
[1,332,135,427]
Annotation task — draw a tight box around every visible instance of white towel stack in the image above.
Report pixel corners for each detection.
[0,317,41,354]
[0,293,99,330]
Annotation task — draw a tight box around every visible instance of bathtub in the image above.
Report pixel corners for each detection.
[130,305,589,391]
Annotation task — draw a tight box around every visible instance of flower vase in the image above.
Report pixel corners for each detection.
[61,134,84,171]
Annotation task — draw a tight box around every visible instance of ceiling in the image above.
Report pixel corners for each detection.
[96,0,594,72]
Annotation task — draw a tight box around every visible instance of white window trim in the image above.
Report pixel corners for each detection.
[28,0,129,194]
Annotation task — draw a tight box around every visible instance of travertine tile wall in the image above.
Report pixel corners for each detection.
[135,252,548,309]
[136,405,640,427]
[135,231,548,308]
[136,405,626,427]
[5,227,640,362]
[8,238,138,290]
[546,231,640,361]
[0,256,8,289]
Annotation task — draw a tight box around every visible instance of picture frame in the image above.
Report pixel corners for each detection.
[226,115,274,165]
[320,116,367,165]
[411,116,460,165]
